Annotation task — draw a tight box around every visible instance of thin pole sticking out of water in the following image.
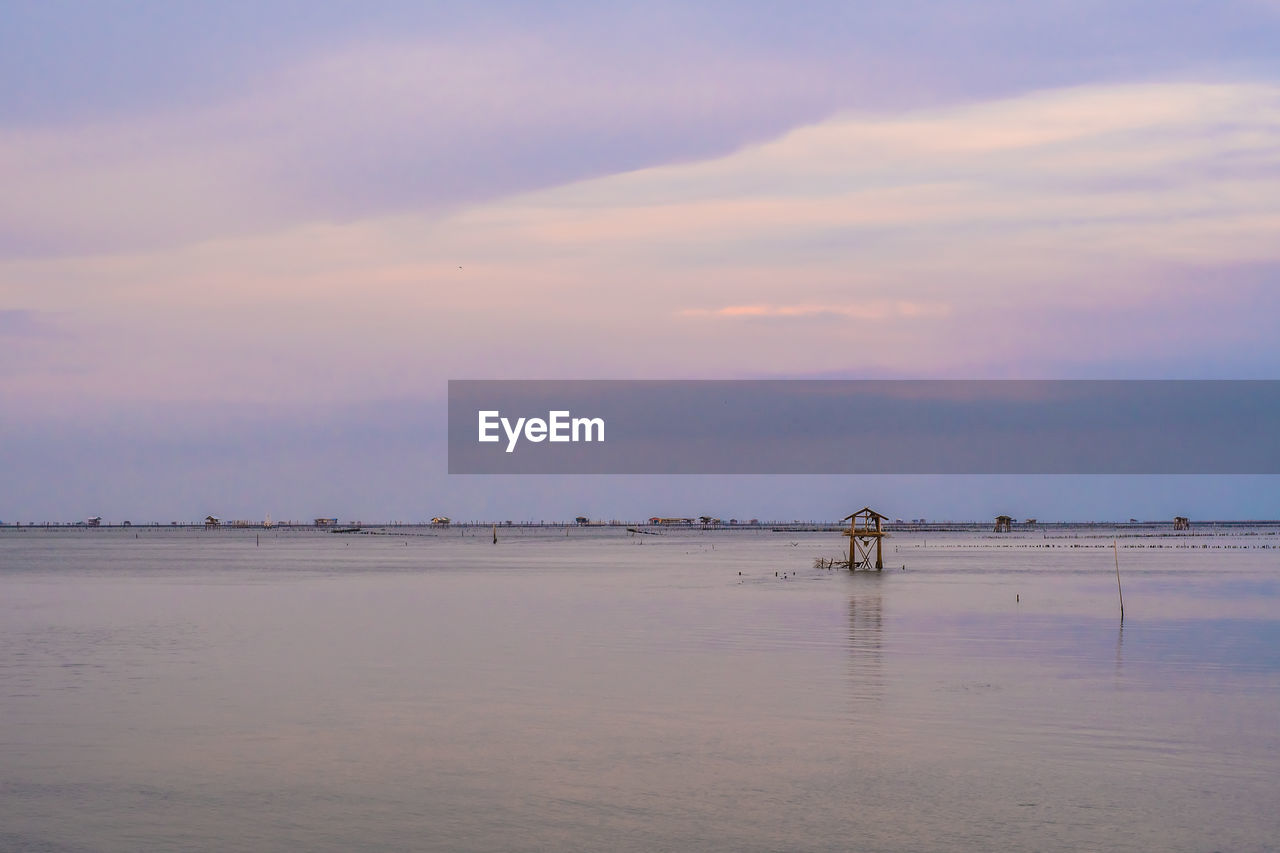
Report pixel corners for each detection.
[493,524,497,545]
[1113,539,1125,622]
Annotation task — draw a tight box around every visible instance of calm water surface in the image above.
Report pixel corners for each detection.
[2,526,1278,852]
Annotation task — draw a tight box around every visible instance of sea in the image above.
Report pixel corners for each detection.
[2,525,1277,852]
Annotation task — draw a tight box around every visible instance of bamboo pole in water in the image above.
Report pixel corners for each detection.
[1114,539,1125,621]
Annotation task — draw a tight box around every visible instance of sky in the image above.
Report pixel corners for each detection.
[3,1,1280,523]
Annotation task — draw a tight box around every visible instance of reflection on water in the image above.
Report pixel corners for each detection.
[846,591,883,707]
[1,527,1278,852]
[1115,621,1124,678]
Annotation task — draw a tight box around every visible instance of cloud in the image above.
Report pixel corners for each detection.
[0,35,849,259]
[3,80,1279,412]
[471,82,1280,276]
[9,0,1280,261]
[0,309,55,336]
[680,302,951,322]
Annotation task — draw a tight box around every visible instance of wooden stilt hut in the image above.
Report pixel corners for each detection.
[843,507,887,570]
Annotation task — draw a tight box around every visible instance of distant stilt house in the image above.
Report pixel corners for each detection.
[314,518,338,528]
[1023,518,1036,527]
[994,515,1013,533]
[842,507,887,570]
[204,516,220,529]
[1173,516,1191,531]
[86,516,102,527]
[431,517,450,525]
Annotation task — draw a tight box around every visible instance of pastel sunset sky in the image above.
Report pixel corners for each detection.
[3,1,1279,522]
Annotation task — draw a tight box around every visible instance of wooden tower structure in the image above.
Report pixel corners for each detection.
[994,515,1013,533]
[843,507,887,570]
[1173,516,1190,531]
